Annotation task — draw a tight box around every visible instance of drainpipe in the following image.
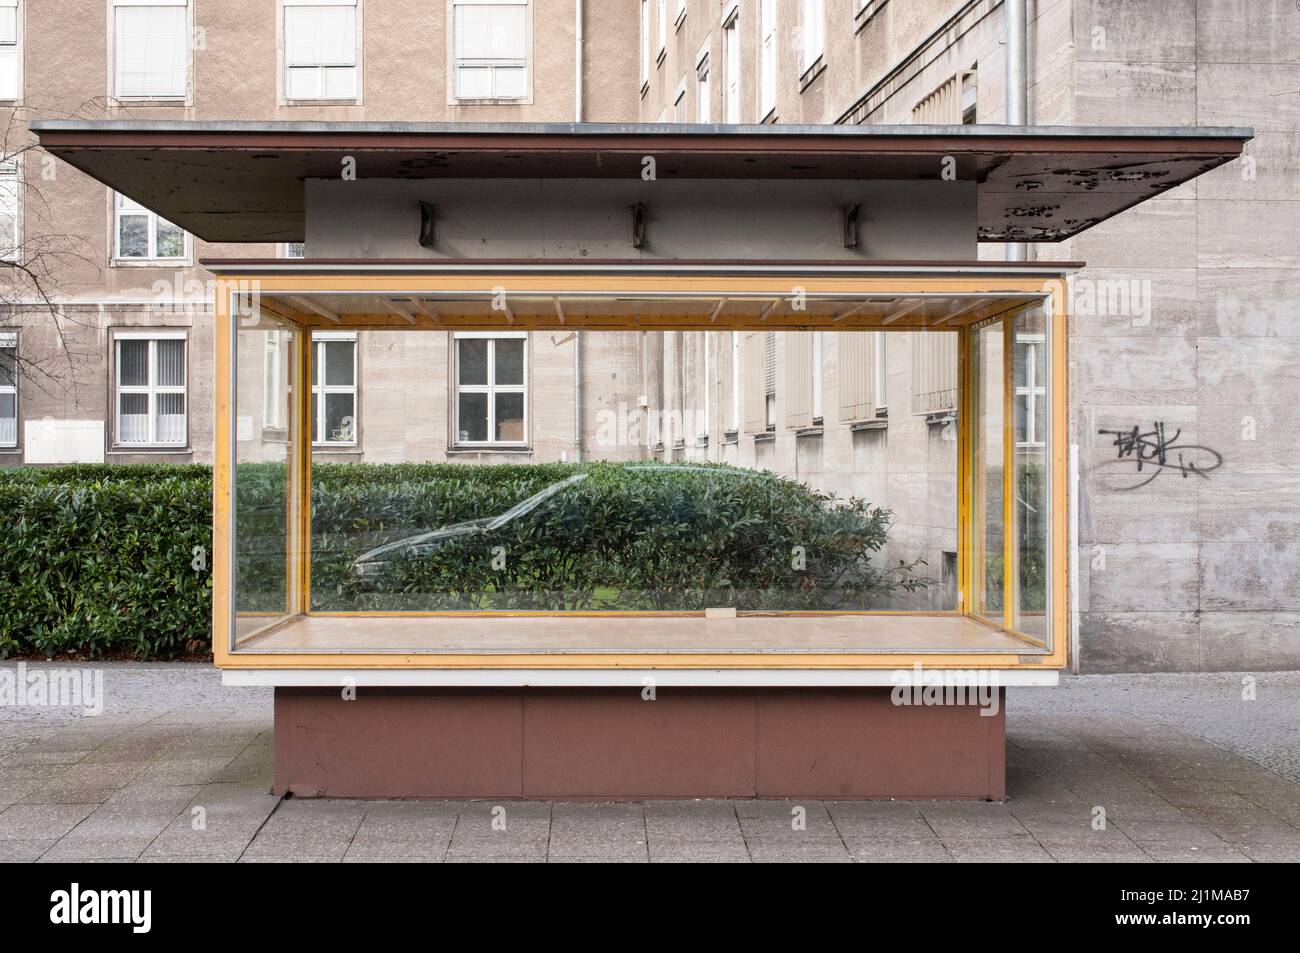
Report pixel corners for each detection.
[572,0,584,462]
[1004,0,1028,262]
[574,0,584,123]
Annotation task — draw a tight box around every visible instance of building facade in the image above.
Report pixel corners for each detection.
[2,0,1296,672]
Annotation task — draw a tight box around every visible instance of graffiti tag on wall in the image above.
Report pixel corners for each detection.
[1097,422,1223,490]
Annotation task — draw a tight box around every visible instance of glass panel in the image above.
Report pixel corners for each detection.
[118,339,148,387]
[118,214,149,257]
[324,340,354,385]
[118,392,149,444]
[0,393,16,447]
[0,344,14,387]
[235,321,299,642]
[494,338,524,385]
[456,66,492,99]
[494,66,527,98]
[156,339,184,386]
[310,392,318,444]
[324,392,355,443]
[972,319,1005,622]
[309,329,959,624]
[458,338,488,385]
[495,392,524,442]
[155,391,185,444]
[457,391,488,443]
[1013,308,1050,639]
[322,66,356,99]
[155,218,185,258]
[286,66,321,99]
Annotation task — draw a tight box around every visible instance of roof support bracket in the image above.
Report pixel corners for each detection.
[418,201,437,248]
[842,203,861,248]
[629,203,648,249]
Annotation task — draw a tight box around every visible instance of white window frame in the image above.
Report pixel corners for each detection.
[453,331,528,447]
[695,44,710,123]
[449,0,531,103]
[0,158,20,262]
[0,330,17,449]
[1015,332,1046,448]
[722,4,740,123]
[113,191,189,264]
[263,332,284,431]
[758,0,776,120]
[281,0,362,104]
[800,0,824,77]
[114,331,187,448]
[656,0,666,61]
[311,330,358,447]
[0,0,23,103]
[640,0,649,90]
[111,0,192,102]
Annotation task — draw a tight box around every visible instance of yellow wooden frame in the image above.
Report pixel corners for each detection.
[213,272,1070,672]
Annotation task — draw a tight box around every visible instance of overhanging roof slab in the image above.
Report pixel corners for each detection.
[30,121,1251,244]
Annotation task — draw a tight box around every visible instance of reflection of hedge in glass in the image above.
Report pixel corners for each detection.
[311,462,927,612]
[0,461,929,659]
[982,460,1047,615]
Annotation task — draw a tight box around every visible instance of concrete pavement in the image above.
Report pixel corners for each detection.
[2,665,1298,862]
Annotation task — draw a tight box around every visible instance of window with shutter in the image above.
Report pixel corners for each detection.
[0,0,19,102]
[838,332,876,423]
[910,332,958,415]
[284,0,358,101]
[114,0,189,100]
[783,332,812,430]
[454,0,528,100]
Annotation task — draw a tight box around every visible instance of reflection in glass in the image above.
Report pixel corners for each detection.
[234,322,298,643]
[1013,307,1050,639]
[972,319,1005,622]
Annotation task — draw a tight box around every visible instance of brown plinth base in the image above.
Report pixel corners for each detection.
[273,688,1006,800]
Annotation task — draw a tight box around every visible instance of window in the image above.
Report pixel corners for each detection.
[0,160,18,261]
[1015,331,1046,448]
[656,0,666,59]
[730,331,741,432]
[722,6,739,123]
[672,81,687,122]
[0,0,20,101]
[674,0,685,28]
[763,331,775,429]
[874,332,887,412]
[311,332,357,445]
[800,0,823,76]
[114,192,186,261]
[281,242,306,258]
[263,332,285,431]
[961,68,978,124]
[453,0,528,100]
[114,0,189,99]
[283,0,358,101]
[0,331,15,448]
[695,47,710,123]
[115,334,186,447]
[811,331,823,421]
[640,0,649,88]
[759,0,776,119]
[454,333,526,445]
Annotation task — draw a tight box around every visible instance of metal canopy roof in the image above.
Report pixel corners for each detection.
[31,120,1251,244]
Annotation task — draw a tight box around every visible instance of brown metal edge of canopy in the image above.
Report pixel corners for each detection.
[30,119,1252,244]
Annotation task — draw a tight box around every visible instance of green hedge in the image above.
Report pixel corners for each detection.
[0,461,924,658]
[0,470,213,659]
